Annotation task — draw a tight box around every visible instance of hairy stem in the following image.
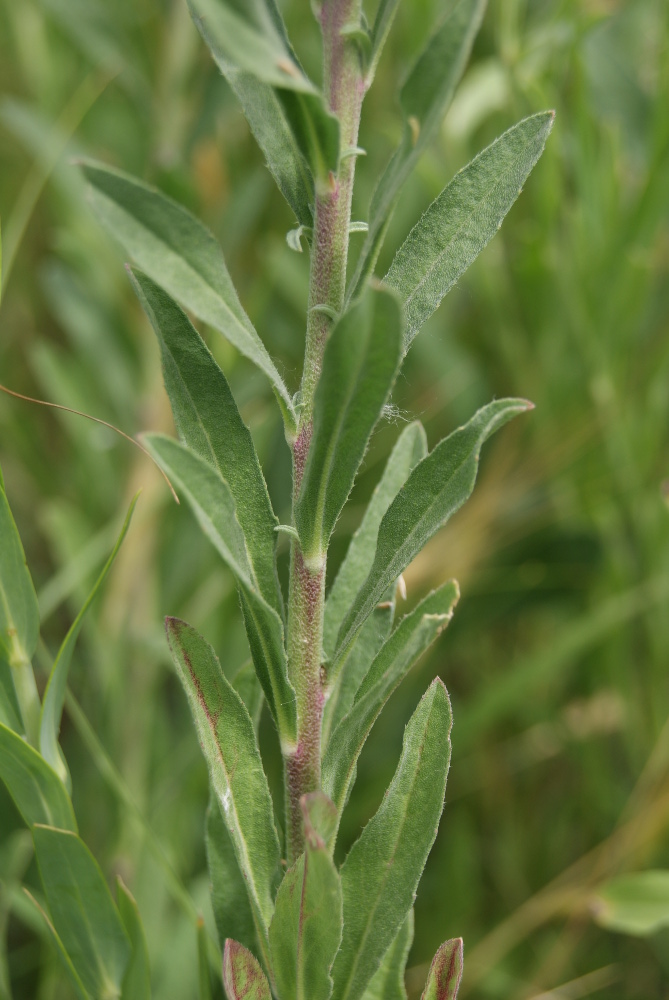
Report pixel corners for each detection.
[285,0,365,863]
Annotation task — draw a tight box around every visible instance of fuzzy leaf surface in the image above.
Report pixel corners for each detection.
[295,287,403,560]
[0,723,77,832]
[385,112,555,345]
[166,619,280,960]
[206,794,257,955]
[324,583,458,822]
[189,0,315,93]
[270,796,343,1000]
[350,0,485,297]
[331,679,452,1000]
[33,825,131,999]
[81,161,295,427]
[421,939,463,1000]
[362,910,414,1000]
[323,421,427,662]
[0,475,39,675]
[144,435,295,737]
[223,940,271,1000]
[190,2,338,191]
[335,398,530,661]
[117,879,151,1000]
[130,271,282,617]
[190,22,312,225]
[40,495,138,787]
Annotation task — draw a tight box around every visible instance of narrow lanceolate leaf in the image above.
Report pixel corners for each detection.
[207,795,257,955]
[117,879,151,1000]
[144,435,296,737]
[362,910,414,1000]
[190,24,312,226]
[350,0,486,298]
[23,889,90,1000]
[335,399,530,663]
[223,940,271,1000]
[270,796,343,1000]
[0,475,39,668]
[190,2,339,192]
[366,0,402,86]
[0,723,77,832]
[33,825,131,999]
[323,583,458,825]
[323,421,427,661]
[331,680,452,1000]
[129,270,282,617]
[421,939,464,1000]
[295,287,404,561]
[40,495,138,787]
[166,620,281,962]
[189,0,315,93]
[81,161,296,429]
[322,607,393,749]
[385,112,555,346]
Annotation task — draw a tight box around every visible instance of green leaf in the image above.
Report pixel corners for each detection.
[165,619,281,964]
[322,607,393,750]
[189,0,315,93]
[0,722,77,832]
[23,888,91,1000]
[233,660,264,733]
[295,287,404,561]
[323,583,458,825]
[0,473,39,670]
[223,939,272,1000]
[323,421,427,662]
[270,794,343,1000]
[350,0,486,298]
[366,0,403,86]
[117,879,151,1000]
[592,871,669,936]
[421,939,463,1000]
[39,494,138,788]
[362,910,414,1000]
[331,680,452,1000]
[190,40,312,226]
[143,435,296,737]
[190,1,339,191]
[385,111,555,346]
[129,271,282,617]
[81,161,296,429]
[206,794,258,955]
[0,659,22,734]
[33,825,131,999]
[334,398,531,663]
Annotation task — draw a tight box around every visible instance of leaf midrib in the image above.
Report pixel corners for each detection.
[397,138,537,318]
[336,699,437,1000]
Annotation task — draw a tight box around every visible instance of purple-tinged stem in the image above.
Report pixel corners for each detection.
[284,0,365,863]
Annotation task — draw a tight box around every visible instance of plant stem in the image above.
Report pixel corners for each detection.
[284,0,364,863]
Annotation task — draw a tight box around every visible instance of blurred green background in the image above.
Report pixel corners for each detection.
[1,0,668,996]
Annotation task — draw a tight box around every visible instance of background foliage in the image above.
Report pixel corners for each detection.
[1,0,668,996]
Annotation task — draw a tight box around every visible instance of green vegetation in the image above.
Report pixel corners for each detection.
[1,1,668,997]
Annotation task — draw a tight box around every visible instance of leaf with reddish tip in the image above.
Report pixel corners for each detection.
[269,796,343,1000]
[421,939,464,1000]
[166,619,280,965]
[223,940,271,1000]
